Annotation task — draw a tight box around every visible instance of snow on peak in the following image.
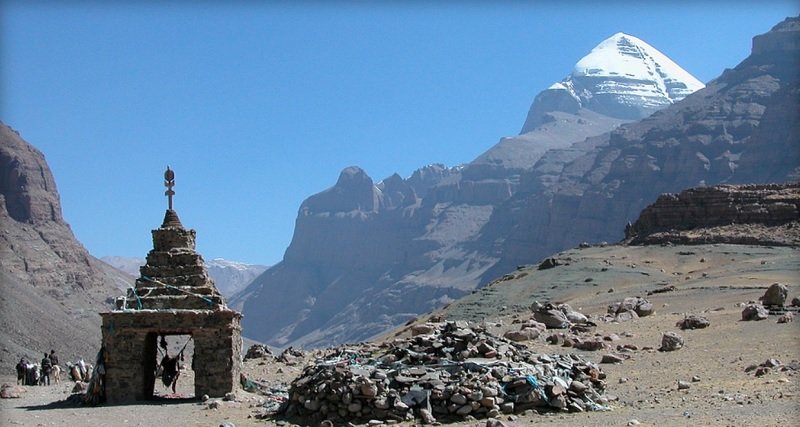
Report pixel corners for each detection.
[572,32,704,101]
[208,257,257,271]
[520,32,704,133]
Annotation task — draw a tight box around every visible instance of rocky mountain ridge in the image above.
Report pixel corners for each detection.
[241,19,800,349]
[0,124,133,367]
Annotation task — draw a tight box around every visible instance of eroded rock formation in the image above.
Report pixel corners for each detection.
[625,183,800,245]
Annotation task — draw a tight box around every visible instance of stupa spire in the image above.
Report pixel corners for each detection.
[164,166,175,210]
[161,166,183,229]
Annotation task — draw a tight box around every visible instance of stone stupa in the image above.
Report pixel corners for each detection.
[99,167,242,403]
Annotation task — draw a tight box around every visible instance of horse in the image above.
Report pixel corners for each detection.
[51,365,61,384]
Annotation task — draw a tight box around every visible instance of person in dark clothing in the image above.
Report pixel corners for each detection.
[40,353,52,386]
[160,353,180,394]
[16,358,27,385]
[49,350,59,367]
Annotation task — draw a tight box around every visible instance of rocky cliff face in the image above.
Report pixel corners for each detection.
[624,183,800,246]
[0,124,131,367]
[240,19,798,350]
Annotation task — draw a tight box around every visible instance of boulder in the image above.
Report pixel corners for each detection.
[538,258,561,270]
[761,283,789,306]
[531,302,570,329]
[676,315,710,330]
[741,304,769,321]
[411,323,437,336]
[659,332,684,351]
[0,384,25,399]
[244,344,273,360]
[600,354,625,364]
[559,304,589,323]
[607,297,653,319]
[504,329,540,342]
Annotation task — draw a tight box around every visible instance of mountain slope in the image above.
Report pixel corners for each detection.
[240,31,708,349]
[480,17,800,279]
[0,124,132,367]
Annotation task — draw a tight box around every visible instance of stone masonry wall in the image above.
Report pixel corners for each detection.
[101,310,242,403]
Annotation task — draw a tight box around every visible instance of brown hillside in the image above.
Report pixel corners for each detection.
[0,124,132,368]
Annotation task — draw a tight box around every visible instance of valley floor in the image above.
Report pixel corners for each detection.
[2,244,799,426]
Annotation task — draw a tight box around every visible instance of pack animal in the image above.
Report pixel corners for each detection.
[51,365,61,384]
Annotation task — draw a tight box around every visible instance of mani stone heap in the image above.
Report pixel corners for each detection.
[100,167,242,403]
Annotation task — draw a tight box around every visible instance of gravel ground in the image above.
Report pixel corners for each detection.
[2,244,799,426]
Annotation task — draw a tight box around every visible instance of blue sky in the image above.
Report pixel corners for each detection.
[2,2,797,265]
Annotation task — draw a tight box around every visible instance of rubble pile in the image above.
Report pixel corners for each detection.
[281,321,609,424]
[244,344,273,360]
[604,297,654,322]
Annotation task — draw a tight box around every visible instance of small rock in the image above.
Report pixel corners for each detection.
[676,315,710,330]
[411,323,436,336]
[503,329,540,342]
[691,375,701,382]
[660,332,684,351]
[628,420,641,426]
[600,353,625,364]
[419,408,436,424]
[677,381,690,390]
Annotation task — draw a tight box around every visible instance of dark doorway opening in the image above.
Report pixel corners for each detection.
[145,333,195,400]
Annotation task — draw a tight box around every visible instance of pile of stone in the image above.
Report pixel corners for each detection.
[530,302,589,329]
[281,321,609,424]
[603,297,654,322]
[244,344,273,360]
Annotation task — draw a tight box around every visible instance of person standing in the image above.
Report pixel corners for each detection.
[49,350,59,367]
[40,353,52,386]
[16,358,27,385]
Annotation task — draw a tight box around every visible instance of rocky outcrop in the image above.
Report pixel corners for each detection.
[0,123,131,367]
[625,184,800,245]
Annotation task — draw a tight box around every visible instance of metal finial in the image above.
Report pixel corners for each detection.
[164,166,175,210]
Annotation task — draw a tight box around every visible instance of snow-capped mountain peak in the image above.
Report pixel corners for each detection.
[572,32,704,101]
[520,32,704,133]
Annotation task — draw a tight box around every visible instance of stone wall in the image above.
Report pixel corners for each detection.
[101,309,242,403]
